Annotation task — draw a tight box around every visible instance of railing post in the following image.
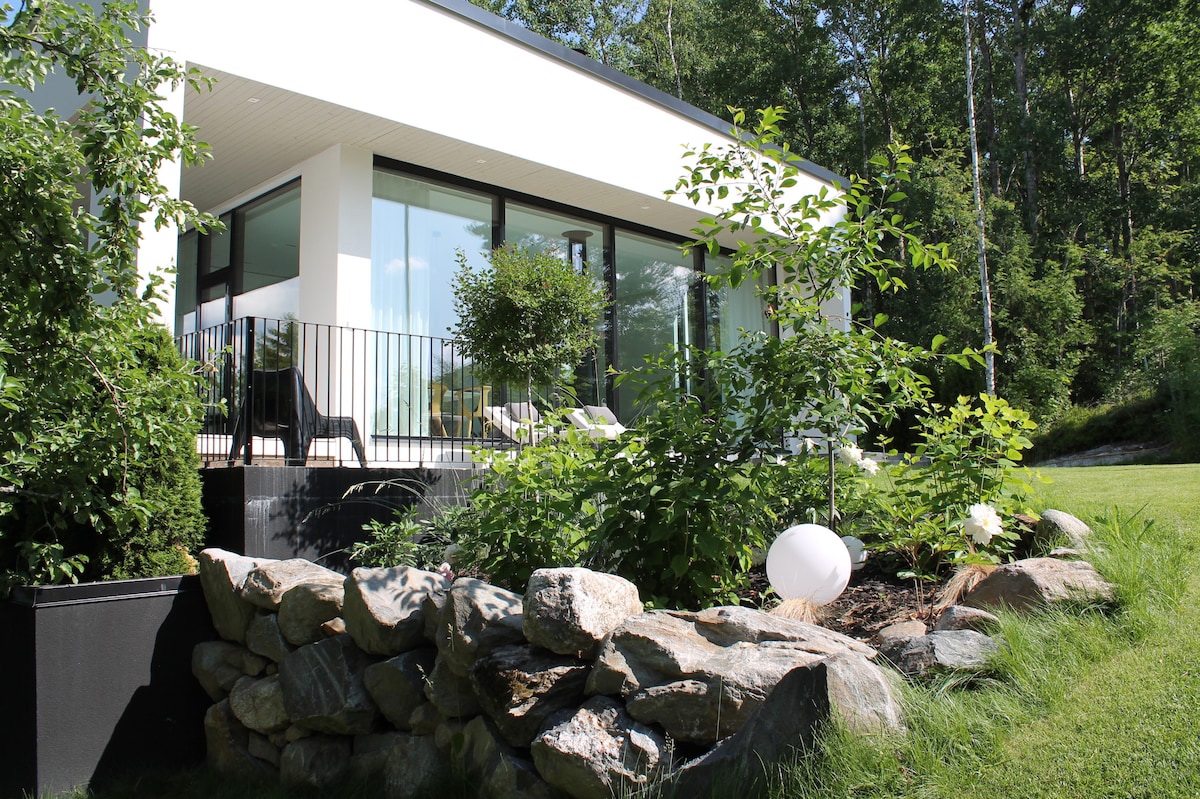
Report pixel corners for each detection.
[242,317,257,465]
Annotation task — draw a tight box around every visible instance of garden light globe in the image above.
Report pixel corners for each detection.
[766,523,852,605]
[841,535,868,570]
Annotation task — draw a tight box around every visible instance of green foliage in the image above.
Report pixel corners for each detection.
[864,394,1038,579]
[451,244,607,394]
[349,504,479,573]
[0,0,214,593]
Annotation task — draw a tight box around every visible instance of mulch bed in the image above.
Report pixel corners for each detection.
[741,559,949,643]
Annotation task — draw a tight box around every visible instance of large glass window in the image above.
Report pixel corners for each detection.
[706,254,771,351]
[505,203,608,406]
[613,231,699,420]
[371,171,493,436]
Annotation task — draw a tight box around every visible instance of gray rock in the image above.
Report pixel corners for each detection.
[459,716,564,799]
[198,548,272,643]
[192,640,248,701]
[523,568,642,659]
[382,732,451,799]
[872,620,927,663]
[204,698,276,779]
[424,652,483,719]
[348,731,403,783]
[247,731,281,768]
[408,701,442,735]
[422,588,447,643]
[363,647,437,729]
[1034,509,1093,552]
[470,643,591,748]
[229,675,290,734]
[242,559,345,611]
[532,696,670,799]
[894,630,1000,677]
[963,557,1116,612]
[668,662,828,796]
[278,634,379,734]
[435,578,526,677]
[343,565,449,656]
[935,605,1001,633]
[246,611,295,663]
[278,582,345,646]
[279,735,352,789]
[824,652,906,734]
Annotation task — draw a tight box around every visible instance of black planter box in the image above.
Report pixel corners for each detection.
[0,575,215,798]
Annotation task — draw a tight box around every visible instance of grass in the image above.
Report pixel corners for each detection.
[72,465,1200,799]
[771,463,1200,799]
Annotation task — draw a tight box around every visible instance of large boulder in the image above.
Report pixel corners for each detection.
[381,731,452,799]
[893,630,1000,677]
[1033,509,1094,552]
[279,735,352,789]
[198,548,273,643]
[531,697,671,799]
[668,661,830,795]
[423,653,483,719]
[343,565,449,656]
[242,559,345,611]
[963,557,1115,612]
[278,634,379,734]
[435,578,526,677]
[470,643,591,748]
[458,716,565,799]
[278,582,345,646]
[586,606,895,744]
[229,674,290,734]
[523,568,642,659]
[363,648,438,730]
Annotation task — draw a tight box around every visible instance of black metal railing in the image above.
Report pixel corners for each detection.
[176,317,518,467]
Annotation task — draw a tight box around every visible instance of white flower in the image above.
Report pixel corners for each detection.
[858,457,881,475]
[837,444,864,465]
[629,509,645,522]
[964,503,1003,546]
[437,562,455,582]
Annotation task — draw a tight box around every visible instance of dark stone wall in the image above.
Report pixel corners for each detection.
[0,577,215,798]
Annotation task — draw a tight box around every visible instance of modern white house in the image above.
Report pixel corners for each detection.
[40,0,846,468]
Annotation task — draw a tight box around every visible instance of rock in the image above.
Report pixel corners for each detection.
[322,617,348,636]
[423,652,483,719]
[422,588,447,643]
[893,630,1000,677]
[204,698,275,779]
[523,568,642,659]
[381,732,451,799]
[247,731,281,767]
[198,548,273,643]
[242,559,345,611]
[408,701,442,735]
[279,735,352,789]
[587,606,889,745]
[246,611,295,663]
[1033,509,1093,552]
[363,647,438,729]
[935,605,1001,633]
[459,716,563,799]
[343,565,449,656]
[470,643,591,748]
[872,620,927,663]
[349,731,403,783]
[825,652,905,734]
[278,582,345,646]
[963,558,1115,612]
[193,641,249,701]
[531,696,670,799]
[278,634,379,734]
[435,578,526,677]
[229,675,290,734]
[668,662,829,795]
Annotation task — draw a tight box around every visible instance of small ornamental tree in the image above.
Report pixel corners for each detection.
[0,1,216,593]
[451,244,607,403]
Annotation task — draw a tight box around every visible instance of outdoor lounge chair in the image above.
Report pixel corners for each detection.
[228,367,368,466]
[566,404,628,440]
[481,402,555,444]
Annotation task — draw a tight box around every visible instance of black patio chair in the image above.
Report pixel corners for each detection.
[228,367,367,466]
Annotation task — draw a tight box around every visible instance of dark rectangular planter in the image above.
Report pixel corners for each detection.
[0,575,215,798]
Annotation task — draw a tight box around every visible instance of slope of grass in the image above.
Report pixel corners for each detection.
[776,464,1200,799]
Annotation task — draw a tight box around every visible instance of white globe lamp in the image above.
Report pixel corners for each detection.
[766,523,852,606]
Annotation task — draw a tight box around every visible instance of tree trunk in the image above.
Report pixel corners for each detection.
[975,0,1001,195]
[1012,0,1038,237]
[966,0,997,395]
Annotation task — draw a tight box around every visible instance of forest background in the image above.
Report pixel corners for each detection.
[471,0,1200,454]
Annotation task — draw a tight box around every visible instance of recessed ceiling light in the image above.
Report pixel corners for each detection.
[475,159,487,164]
[247,97,260,104]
